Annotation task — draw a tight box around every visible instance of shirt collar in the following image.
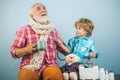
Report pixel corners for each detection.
[75,36,89,40]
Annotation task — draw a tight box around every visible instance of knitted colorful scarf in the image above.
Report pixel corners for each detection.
[23,18,55,71]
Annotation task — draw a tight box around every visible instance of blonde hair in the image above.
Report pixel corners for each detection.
[75,18,94,36]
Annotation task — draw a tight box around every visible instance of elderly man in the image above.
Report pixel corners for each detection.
[11,3,66,80]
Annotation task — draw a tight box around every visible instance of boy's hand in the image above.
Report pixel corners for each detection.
[89,52,96,58]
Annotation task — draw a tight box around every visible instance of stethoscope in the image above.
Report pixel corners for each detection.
[57,36,79,61]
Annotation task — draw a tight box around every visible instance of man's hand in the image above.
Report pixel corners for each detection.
[25,44,37,54]
[15,44,37,57]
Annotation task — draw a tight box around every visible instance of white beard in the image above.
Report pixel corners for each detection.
[34,15,49,24]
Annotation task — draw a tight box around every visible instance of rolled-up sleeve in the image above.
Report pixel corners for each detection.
[90,42,99,58]
[10,29,26,58]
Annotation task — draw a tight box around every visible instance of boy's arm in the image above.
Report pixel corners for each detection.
[89,41,99,58]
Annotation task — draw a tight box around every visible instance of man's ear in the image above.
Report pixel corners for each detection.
[30,14,33,18]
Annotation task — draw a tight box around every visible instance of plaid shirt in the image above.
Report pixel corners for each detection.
[11,25,65,74]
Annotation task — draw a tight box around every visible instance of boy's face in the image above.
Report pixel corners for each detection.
[75,26,87,38]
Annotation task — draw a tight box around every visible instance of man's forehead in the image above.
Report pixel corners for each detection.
[30,3,46,14]
[32,3,45,8]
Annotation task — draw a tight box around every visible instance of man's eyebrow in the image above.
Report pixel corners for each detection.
[43,6,46,8]
[36,6,40,9]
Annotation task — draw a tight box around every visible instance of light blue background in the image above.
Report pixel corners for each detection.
[0,0,120,80]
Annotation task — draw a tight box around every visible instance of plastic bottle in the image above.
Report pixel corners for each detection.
[105,70,109,80]
[99,68,105,80]
[109,71,114,80]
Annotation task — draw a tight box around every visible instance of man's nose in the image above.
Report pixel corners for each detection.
[41,8,46,12]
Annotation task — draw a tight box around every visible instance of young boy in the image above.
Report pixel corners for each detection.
[54,18,99,66]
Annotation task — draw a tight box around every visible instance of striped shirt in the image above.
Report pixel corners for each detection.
[11,25,65,74]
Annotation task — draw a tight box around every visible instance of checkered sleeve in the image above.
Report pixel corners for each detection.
[10,28,26,58]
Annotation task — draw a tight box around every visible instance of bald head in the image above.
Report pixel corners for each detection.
[30,3,48,24]
[30,3,45,14]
